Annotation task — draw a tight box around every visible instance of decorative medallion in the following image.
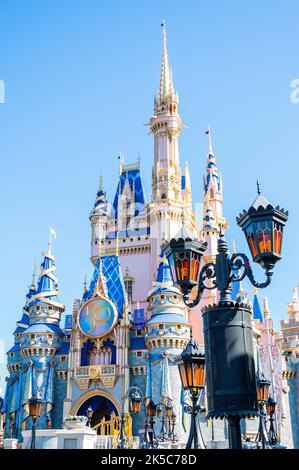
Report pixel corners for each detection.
[78,297,117,339]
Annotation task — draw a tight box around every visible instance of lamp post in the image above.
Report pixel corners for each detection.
[28,395,45,449]
[175,336,206,449]
[86,406,93,428]
[163,193,288,450]
[117,386,146,449]
[146,400,158,449]
[169,413,177,443]
[266,397,278,446]
[255,372,271,449]
[156,402,172,442]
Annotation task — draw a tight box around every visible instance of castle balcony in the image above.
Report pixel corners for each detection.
[74,365,119,390]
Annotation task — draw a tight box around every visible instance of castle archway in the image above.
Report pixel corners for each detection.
[70,389,121,432]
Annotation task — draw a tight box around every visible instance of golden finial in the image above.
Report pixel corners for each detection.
[253,287,258,295]
[232,239,237,254]
[99,172,103,191]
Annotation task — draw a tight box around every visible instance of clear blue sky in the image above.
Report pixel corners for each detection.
[0,0,298,391]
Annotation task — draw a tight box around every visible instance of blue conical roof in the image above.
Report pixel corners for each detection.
[28,248,64,310]
[253,291,263,322]
[13,279,37,334]
[156,252,173,284]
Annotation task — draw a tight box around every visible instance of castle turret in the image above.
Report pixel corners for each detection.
[90,175,109,264]
[144,252,191,441]
[148,23,195,281]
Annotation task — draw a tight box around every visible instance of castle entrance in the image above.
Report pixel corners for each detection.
[77,395,118,434]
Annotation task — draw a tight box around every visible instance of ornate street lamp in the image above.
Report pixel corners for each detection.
[86,406,93,428]
[255,372,271,449]
[129,389,143,415]
[175,336,206,449]
[169,413,177,443]
[266,397,278,446]
[146,400,158,448]
[164,192,288,450]
[118,386,145,449]
[156,402,173,442]
[28,395,45,449]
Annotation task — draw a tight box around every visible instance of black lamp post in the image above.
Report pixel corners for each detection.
[164,193,288,450]
[86,406,93,428]
[169,413,177,443]
[117,386,147,449]
[146,400,158,448]
[28,395,45,449]
[175,336,206,449]
[266,397,278,446]
[156,402,172,442]
[255,372,271,449]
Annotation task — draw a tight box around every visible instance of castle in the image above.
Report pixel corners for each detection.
[1,25,297,448]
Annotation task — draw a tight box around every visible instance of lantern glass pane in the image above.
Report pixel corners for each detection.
[175,252,190,281]
[255,221,272,254]
[168,253,177,284]
[245,225,258,258]
[186,363,194,389]
[264,386,270,401]
[190,252,200,282]
[273,221,283,255]
[193,363,205,388]
[179,363,187,389]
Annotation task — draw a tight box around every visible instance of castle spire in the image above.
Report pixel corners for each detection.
[158,20,175,105]
[204,127,219,195]
[27,238,65,322]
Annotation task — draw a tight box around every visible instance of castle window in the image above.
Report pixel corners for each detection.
[124,277,134,303]
[177,324,182,330]
[159,324,164,330]
[48,334,53,339]
[95,240,98,245]
[61,356,67,362]
[30,334,35,340]
[136,351,143,358]
[161,194,166,199]
[136,330,142,337]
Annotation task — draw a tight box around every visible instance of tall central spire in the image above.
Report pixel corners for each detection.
[158,20,174,105]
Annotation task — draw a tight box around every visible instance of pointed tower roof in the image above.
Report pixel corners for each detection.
[28,237,64,311]
[204,128,220,194]
[155,251,173,285]
[157,20,175,106]
[252,288,263,322]
[147,251,181,298]
[13,268,37,334]
[90,174,109,219]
